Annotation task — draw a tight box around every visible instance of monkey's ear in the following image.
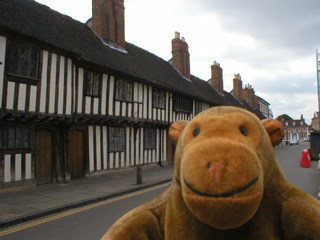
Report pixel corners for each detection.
[261,119,284,146]
[168,121,189,141]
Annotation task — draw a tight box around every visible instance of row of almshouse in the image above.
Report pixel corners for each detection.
[0,0,270,189]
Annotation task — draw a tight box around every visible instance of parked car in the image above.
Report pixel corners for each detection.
[289,139,299,145]
[303,137,310,142]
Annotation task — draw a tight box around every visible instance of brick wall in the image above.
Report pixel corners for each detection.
[209,61,223,93]
[242,86,254,107]
[233,74,242,101]
[171,32,190,79]
[92,0,125,50]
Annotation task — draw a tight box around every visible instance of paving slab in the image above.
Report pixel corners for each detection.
[0,163,174,228]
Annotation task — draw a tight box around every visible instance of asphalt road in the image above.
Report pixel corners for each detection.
[0,183,170,240]
[276,141,320,198]
[0,142,318,240]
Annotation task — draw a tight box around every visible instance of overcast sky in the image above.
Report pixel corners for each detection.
[35,0,320,124]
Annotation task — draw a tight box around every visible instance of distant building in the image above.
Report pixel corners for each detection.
[228,74,272,119]
[281,115,311,141]
[207,65,269,119]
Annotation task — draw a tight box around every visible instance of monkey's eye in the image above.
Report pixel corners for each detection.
[239,126,248,136]
[193,127,200,137]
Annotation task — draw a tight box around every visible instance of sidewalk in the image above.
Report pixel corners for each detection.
[0,163,175,229]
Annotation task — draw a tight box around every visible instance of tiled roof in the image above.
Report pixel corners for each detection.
[0,0,225,105]
[223,91,244,108]
[190,75,229,106]
[0,0,265,113]
[242,101,266,120]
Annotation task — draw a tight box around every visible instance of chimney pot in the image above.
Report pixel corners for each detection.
[182,37,185,42]
[175,31,180,39]
[234,74,241,80]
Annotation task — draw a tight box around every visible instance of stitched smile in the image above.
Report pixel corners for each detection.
[184,177,258,198]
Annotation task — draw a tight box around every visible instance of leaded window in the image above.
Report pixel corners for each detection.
[0,126,30,150]
[115,78,133,102]
[173,94,193,113]
[86,70,100,96]
[153,89,166,109]
[109,127,126,152]
[7,40,40,79]
[144,128,156,150]
[195,101,203,115]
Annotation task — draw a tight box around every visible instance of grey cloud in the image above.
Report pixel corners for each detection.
[253,75,316,95]
[190,0,320,55]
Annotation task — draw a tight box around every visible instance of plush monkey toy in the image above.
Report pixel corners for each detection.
[101,106,320,240]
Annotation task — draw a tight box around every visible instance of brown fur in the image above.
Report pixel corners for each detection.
[101,106,320,240]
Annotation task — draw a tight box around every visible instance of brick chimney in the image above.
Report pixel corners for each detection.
[233,74,242,101]
[209,61,223,93]
[92,0,125,50]
[242,84,255,107]
[171,32,191,79]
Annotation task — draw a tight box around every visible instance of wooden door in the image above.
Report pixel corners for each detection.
[35,130,53,185]
[69,130,84,179]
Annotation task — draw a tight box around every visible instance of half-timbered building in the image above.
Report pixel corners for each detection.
[0,0,266,189]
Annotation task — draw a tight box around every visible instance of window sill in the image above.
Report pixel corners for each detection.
[173,108,193,114]
[153,106,166,110]
[108,150,126,153]
[6,74,40,85]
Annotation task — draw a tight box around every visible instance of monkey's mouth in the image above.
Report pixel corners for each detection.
[184,177,258,198]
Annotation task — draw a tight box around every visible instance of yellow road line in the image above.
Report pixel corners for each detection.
[0,182,170,236]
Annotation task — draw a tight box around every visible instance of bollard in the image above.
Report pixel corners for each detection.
[318,154,320,171]
[136,165,142,184]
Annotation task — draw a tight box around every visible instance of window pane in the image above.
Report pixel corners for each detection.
[8,41,20,75]
[109,127,115,151]
[23,127,30,148]
[86,71,93,95]
[153,90,165,108]
[121,81,127,100]
[93,73,99,96]
[127,83,132,101]
[109,127,126,151]
[153,91,157,107]
[19,44,31,77]
[8,127,15,149]
[160,91,165,108]
[144,128,156,149]
[120,128,125,151]
[116,78,132,101]
[114,128,120,150]
[16,127,23,148]
[30,48,39,79]
[115,79,121,99]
